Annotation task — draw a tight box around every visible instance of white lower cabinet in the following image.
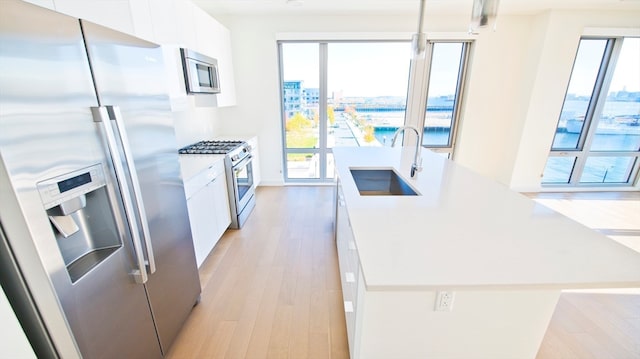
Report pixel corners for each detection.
[185,160,231,267]
[335,181,363,358]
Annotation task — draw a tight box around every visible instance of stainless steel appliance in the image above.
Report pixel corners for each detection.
[0,2,201,358]
[179,141,256,229]
[180,48,221,94]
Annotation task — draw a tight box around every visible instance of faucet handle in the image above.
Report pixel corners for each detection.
[410,157,423,178]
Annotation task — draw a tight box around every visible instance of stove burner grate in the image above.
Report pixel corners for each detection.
[179,140,245,155]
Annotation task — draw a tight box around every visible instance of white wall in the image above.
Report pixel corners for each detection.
[454,14,538,184]
[508,10,640,191]
[215,13,470,185]
[215,9,640,189]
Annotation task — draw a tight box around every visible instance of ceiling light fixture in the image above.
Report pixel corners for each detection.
[412,0,427,58]
[469,0,500,33]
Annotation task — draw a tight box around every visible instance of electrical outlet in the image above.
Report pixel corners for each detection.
[435,291,455,311]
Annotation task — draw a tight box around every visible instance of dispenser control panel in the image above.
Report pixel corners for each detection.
[37,164,106,209]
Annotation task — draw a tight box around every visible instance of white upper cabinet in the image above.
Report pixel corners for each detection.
[29,0,236,107]
[128,0,155,42]
[192,3,237,107]
[19,0,54,10]
[146,0,197,49]
[53,0,136,35]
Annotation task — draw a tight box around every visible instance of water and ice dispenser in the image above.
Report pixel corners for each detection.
[37,164,122,283]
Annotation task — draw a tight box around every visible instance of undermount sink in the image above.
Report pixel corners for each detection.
[350,168,420,196]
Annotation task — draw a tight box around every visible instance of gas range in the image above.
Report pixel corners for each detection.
[179,140,251,166]
[178,140,244,155]
[178,139,256,229]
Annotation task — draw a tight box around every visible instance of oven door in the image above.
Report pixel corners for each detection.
[233,155,255,213]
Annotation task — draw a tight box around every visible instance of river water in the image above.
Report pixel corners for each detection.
[336,104,640,184]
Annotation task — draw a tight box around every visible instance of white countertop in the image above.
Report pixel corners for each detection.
[177,135,257,181]
[333,147,640,290]
[179,154,225,181]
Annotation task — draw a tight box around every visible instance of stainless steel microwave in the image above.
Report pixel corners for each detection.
[180,48,220,94]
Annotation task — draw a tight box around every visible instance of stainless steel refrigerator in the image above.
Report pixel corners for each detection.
[0,1,201,358]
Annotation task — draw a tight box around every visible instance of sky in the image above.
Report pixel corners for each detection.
[568,37,640,96]
[282,42,464,98]
[282,37,639,100]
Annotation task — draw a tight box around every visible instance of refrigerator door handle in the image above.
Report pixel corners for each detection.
[106,105,157,275]
[92,106,149,284]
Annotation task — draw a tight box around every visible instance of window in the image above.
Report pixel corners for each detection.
[542,37,640,186]
[279,39,471,182]
[279,41,411,181]
[422,42,470,156]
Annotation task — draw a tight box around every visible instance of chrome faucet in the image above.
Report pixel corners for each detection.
[391,126,422,177]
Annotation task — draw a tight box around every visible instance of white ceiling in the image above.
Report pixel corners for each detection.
[192,0,640,16]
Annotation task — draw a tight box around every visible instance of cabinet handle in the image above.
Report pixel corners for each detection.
[107,106,156,275]
[92,106,148,284]
[345,272,355,283]
[344,301,354,313]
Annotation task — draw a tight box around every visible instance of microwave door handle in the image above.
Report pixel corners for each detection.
[106,105,156,275]
[92,106,148,284]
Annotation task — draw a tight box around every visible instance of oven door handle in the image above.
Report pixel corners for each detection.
[232,154,253,170]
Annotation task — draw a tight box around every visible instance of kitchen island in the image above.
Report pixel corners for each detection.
[333,147,640,359]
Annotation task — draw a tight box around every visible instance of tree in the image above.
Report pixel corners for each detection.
[327,106,336,126]
[363,125,375,143]
[286,112,313,132]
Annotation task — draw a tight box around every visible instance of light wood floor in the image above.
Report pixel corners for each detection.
[166,186,349,359]
[529,191,640,359]
[167,187,639,358]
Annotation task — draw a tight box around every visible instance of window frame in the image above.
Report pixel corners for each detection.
[278,38,473,182]
[421,40,472,158]
[543,36,640,188]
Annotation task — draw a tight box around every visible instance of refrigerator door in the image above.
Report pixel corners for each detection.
[80,21,201,353]
[0,2,161,358]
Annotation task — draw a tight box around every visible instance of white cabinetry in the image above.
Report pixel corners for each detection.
[193,6,236,107]
[45,0,136,34]
[184,159,231,267]
[20,0,54,10]
[335,174,560,359]
[245,136,261,186]
[335,181,363,358]
[145,0,197,48]
[25,0,236,107]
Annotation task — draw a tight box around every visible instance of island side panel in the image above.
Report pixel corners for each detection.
[357,289,561,359]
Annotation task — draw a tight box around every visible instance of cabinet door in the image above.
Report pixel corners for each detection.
[212,172,231,238]
[54,0,135,34]
[129,0,154,41]
[20,0,54,10]
[191,5,235,106]
[336,182,359,353]
[186,181,218,267]
[246,137,261,186]
[210,23,236,107]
